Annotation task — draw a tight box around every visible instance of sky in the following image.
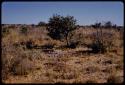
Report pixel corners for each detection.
[2,2,124,26]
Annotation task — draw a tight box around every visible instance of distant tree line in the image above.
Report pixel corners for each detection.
[37,21,48,26]
[91,21,119,29]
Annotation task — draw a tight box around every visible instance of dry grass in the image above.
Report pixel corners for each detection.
[2,25,124,84]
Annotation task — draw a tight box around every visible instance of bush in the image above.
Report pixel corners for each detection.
[20,26,28,35]
[47,14,77,46]
[26,40,34,49]
[38,21,47,26]
[104,21,113,28]
[90,41,106,53]
[89,28,115,53]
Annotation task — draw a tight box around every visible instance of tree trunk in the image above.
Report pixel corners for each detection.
[65,33,69,47]
[66,36,69,46]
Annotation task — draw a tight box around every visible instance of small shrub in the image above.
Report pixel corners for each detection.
[89,29,115,53]
[26,40,34,49]
[89,41,106,53]
[11,58,35,75]
[20,26,28,35]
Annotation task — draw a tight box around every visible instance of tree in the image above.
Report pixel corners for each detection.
[92,22,101,28]
[38,21,47,26]
[104,21,112,28]
[47,14,77,46]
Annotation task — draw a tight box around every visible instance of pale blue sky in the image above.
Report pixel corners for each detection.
[2,2,124,26]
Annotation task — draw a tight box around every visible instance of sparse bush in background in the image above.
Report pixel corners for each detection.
[92,21,115,29]
[26,40,34,49]
[20,26,28,35]
[90,31,115,53]
[104,21,113,28]
[38,21,47,27]
[2,27,10,37]
[91,22,101,28]
[88,22,115,53]
[89,39,106,53]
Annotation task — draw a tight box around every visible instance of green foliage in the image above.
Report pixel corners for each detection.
[47,14,77,46]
